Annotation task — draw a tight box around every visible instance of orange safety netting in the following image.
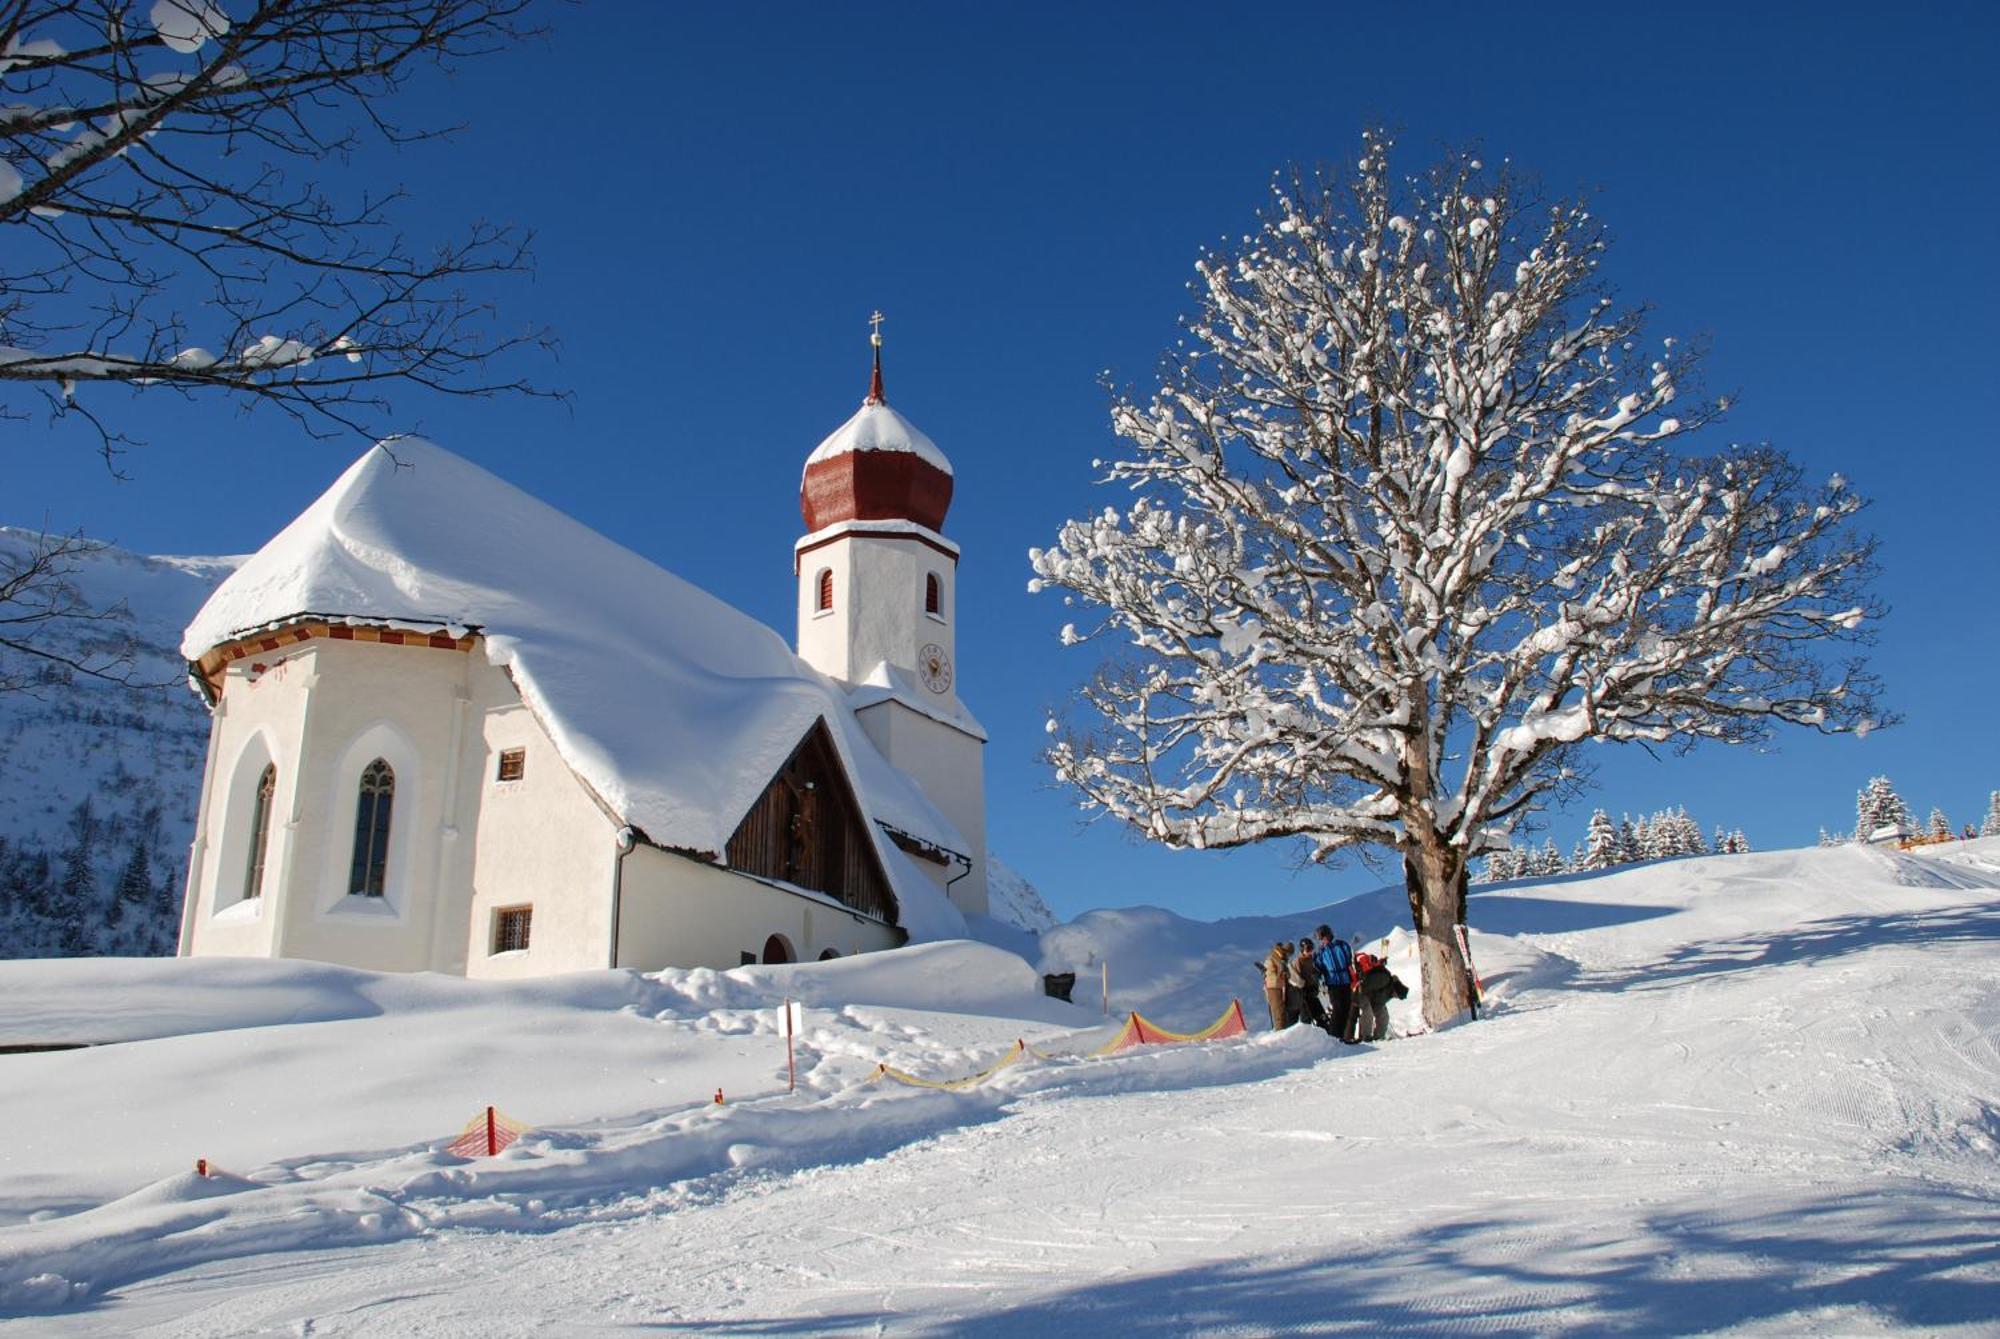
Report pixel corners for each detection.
[444,1106,531,1158]
[1089,999,1248,1056]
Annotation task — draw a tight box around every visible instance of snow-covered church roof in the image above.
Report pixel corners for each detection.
[803,401,952,479]
[182,439,969,929]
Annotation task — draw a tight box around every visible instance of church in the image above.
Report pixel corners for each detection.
[175,330,988,977]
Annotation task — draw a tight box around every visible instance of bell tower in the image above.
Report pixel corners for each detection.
[794,315,987,917]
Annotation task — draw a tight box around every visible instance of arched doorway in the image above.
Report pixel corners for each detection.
[761,933,794,965]
[818,948,841,961]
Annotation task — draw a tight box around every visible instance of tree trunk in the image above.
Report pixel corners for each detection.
[1404,843,1473,1028]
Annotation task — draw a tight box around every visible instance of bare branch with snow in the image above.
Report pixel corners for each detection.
[0,0,557,460]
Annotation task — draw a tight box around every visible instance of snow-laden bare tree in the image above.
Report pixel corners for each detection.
[2,0,550,456]
[1032,135,1884,1026]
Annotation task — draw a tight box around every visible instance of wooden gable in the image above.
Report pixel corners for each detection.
[724,720,898,925]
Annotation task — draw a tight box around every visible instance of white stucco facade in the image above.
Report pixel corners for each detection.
[179,633,912,976]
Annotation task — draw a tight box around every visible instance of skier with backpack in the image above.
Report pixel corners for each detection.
[1313,925,1355,1043]
[1348,948,1409,1042]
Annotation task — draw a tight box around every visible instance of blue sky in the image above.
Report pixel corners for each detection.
[11,3,1998,919]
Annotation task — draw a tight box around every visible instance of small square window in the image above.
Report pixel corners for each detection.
[740,950,757,966]
[496,748,526,782]
[493,905,532,954]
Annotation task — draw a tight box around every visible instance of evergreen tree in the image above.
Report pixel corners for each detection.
[1818,827,1839,847]
[1730,829,1751,854]
[1634,814,1658,861]
[1713,824,1729,854]
[1855,775,1911,840]
[52,797,99,956]
[1928,808,1951,840]
[1616,815,1640,865]
[1984,792,2000,838]
[1583,809,1620,870]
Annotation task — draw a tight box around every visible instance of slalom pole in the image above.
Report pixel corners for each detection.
[785,997,796,1093]
[485,1105,498,1157]
[1101,961,1109,1017]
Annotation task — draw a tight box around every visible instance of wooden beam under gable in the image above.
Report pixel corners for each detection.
[724,719,900,928]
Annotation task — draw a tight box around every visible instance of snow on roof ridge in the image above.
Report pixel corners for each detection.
[181,438,968,919]
[803,401,953,479]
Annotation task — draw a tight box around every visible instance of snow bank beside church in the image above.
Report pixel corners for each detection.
[179,438,968,936]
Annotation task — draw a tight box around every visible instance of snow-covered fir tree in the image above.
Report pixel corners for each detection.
[1984,792,2000,838]
[1615,815,1640,865]
[1633,814,1658,861]
[1583,809,1620,870]
[1728,829,1751,854]
[1928,808,1951,840]
[1033,135,1884,1025]
[1855,776,1911,840]
[1818,827,1840,847]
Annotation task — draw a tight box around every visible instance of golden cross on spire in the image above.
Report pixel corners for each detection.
[866,310,886,403]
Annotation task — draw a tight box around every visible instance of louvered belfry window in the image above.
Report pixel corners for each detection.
[725,722,895,923]
[924,572,942,617]
[816,568,834,612]
[349,758,394,897]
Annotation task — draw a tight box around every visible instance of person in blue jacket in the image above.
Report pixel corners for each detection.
[1314,924,1355,1043]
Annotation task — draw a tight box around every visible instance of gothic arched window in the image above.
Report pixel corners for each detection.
[349,759,395,898]
[815,568,834,613]
[242,764,276,900]
[924,572,943,618]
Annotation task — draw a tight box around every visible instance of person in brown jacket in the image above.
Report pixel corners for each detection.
[1258,942,1290,1030]
[1290,938,1326,1031]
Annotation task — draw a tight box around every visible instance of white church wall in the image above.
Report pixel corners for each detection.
[182,693,293,959]
[797,533,955,687]
[855,701,988,917]
[461,673,619,980]
[615,847,901,969]
[275,640,471,974]
[796,542,853,682]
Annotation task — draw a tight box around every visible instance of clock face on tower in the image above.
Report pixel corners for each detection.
[918,643,952,694]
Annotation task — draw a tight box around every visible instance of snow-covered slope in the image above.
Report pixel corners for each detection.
[985,852,1058,931]
[0,528,238,957]
[2,840,1996,1331]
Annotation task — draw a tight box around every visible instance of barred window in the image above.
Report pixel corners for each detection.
[496,747,526,782]
[493,906,532,953]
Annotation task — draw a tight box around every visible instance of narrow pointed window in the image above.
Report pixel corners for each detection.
[349,759,395,897]
[924,572,942,617]
[816,568,834,613]
[243,764,276,900]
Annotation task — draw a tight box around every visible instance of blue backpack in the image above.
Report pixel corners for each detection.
[1317,938,1354,988]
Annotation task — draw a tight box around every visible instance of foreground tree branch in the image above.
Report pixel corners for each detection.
[0,527,137,691]
[1,0,556,457]
[1032,134,1887,1027]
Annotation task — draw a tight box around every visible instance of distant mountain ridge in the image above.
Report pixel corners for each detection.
[0,527,240,957]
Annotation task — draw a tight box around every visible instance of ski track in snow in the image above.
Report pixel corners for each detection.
[3,843,1999,1335]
